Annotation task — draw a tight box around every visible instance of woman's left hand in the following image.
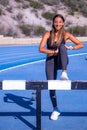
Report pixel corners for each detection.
[65,45,73,50]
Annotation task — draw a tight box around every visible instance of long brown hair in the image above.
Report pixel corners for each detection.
[51,14,65,46]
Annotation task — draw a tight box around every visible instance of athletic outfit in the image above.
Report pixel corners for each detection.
[45,31,68,120]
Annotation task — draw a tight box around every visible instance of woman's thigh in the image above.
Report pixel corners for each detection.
[46,57,57,80]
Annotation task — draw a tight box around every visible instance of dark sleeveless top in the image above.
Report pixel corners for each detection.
[46,31,68,70]
[46,31,66,50]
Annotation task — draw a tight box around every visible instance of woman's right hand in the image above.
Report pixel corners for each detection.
[47,48,59,56]
[54,48,59,56]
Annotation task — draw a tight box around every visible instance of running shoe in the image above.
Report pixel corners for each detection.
[60,72,69,80]
[50,109,60,120]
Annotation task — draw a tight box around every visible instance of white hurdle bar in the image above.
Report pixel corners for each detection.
[0,80,87,90]
[0,80,87,130]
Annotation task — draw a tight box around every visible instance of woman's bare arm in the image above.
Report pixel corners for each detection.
[39,31,58,56]
[65,32,84,50]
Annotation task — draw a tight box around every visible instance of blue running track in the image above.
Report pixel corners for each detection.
[0,43,87,130]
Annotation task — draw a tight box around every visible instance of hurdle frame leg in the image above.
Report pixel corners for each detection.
[36,87,41,130]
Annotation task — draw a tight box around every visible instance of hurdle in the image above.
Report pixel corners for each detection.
[0,80,87,130]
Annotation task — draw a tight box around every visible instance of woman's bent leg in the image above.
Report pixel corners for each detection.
[59,44,69,80]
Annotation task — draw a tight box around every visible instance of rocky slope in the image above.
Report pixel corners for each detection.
[0,0,87,37]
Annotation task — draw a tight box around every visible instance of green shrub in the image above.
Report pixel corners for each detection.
[41,0,59,6]
[0,8,4,15]
[6,28,13,37]
[62,0,87,17]
[34,26,46,36]
[30,0,43,9]
[42,12,56,20]
[15,0,23,2]
[19,24,32,36]
[19,24,46,36]
[0,0,9,6]
[67,25,87,36]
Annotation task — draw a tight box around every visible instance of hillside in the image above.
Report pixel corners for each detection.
[0,0,87,37]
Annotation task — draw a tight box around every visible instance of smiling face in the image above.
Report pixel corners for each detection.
[53,16,65,31]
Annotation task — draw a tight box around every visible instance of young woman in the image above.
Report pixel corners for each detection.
[39,14,83,120]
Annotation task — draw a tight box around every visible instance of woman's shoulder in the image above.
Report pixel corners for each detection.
[64,31,71,36]
[44,31,50,35]
[43,31,51,38]
[64,31,71,40]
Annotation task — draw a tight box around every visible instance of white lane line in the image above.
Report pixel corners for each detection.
[0,52,87,72]
[0,60,44,72]
[69,52,87,57]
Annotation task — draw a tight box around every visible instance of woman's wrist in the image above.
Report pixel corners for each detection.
[53,50,56,55]
[54,50,57,56]
[69,46,74,50]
